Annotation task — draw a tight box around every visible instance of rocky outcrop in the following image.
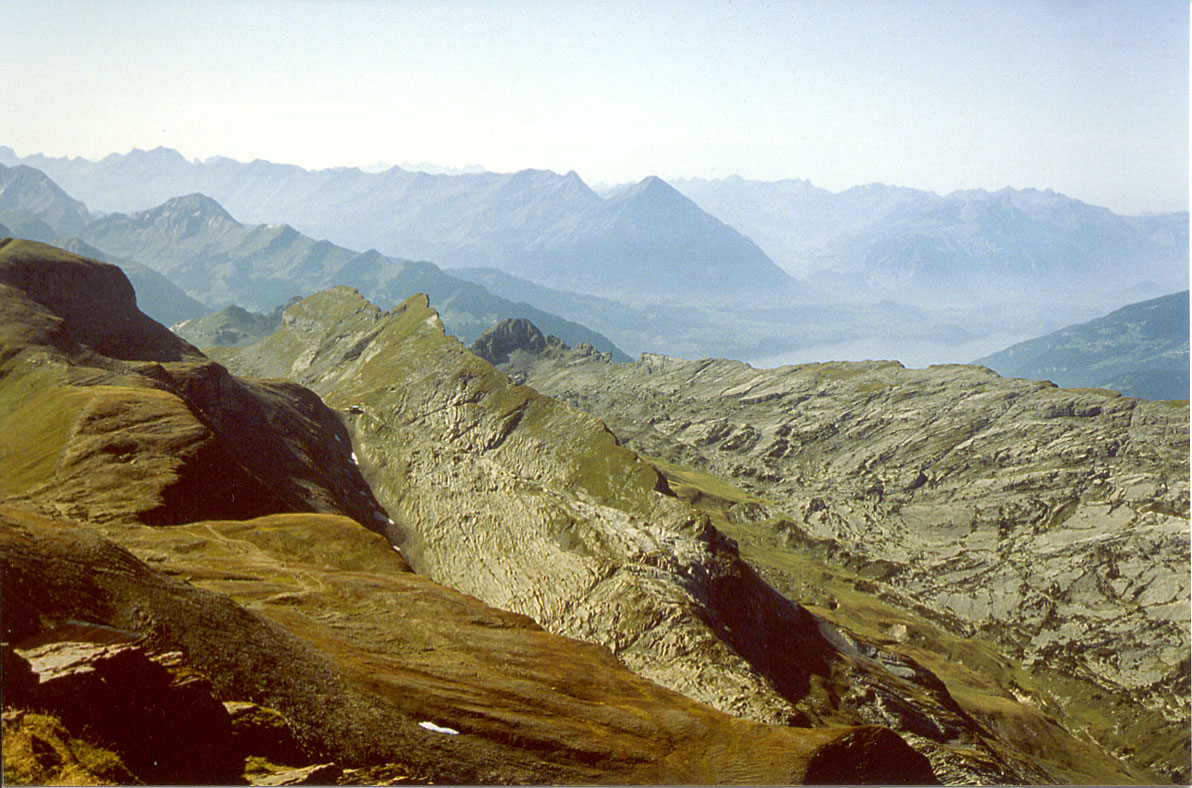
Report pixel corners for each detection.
[468,317,567,365]
[509,345,1191,783]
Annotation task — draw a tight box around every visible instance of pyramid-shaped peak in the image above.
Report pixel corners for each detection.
[617,175,685,202]
[152,193,237,221]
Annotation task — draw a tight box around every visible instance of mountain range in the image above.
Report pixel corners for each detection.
[0,146,794,302]
[672,176,1189,306]
[0,163,628,359]
[3,145,1185,370]
[4,146,1184,313]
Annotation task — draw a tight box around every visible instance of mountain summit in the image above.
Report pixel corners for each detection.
[2,148,796,303]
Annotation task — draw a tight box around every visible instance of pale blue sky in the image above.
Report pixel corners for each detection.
[2,0,1187,213]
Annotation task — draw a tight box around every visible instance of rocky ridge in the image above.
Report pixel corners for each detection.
[0,240,939,784]
[499,335,1191,783]
[219,286,1132,783]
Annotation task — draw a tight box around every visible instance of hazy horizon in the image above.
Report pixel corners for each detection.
[4,141,1185,219]
[3,0,1187,215]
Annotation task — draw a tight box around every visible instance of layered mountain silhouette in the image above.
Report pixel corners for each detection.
[6,146,1186,374]
[0,147,796,302]
[0,163,92,237]
[673,176,1189,306]
[1,239,941,785]
[0,164,211,326]
[76,192,628,357]
[0,161,629,359]
[975,290,1190,400]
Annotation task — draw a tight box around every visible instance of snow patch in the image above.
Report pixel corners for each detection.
[418,721,458,735]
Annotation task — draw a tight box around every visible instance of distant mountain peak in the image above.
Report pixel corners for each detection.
[469,317,567,365]
[153,193,236,219]
[128,193,240,239]
[613,175,687,205]
[102,146,190,167]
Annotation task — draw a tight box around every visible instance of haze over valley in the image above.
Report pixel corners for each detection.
[1,2,1187,786]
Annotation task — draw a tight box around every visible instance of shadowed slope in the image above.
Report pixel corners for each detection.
[0,240,386,526]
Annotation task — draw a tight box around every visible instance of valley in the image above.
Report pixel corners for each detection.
[1,149,1188,786]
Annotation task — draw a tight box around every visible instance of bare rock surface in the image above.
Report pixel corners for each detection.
[506,341,1191,783]
[218,287,1133,783]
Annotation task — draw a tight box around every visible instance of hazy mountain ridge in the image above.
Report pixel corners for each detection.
[672,176,1189,306]
[8,145,1183,374]
[0,164,213,326]
[58,188,627,358]
[975,290,1190,400]
[0,147,795,302]
[0,163,92,237]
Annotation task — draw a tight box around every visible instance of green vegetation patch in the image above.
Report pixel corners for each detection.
[0,360,89,498]
[1,710,139,786]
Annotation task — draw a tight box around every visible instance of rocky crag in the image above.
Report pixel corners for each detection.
[494,328,1191,783]
[0,239,937,784]
[218,286,1155,783]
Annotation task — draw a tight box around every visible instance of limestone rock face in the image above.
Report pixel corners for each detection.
[510,345,1191,783]
[221,288,1097,782]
